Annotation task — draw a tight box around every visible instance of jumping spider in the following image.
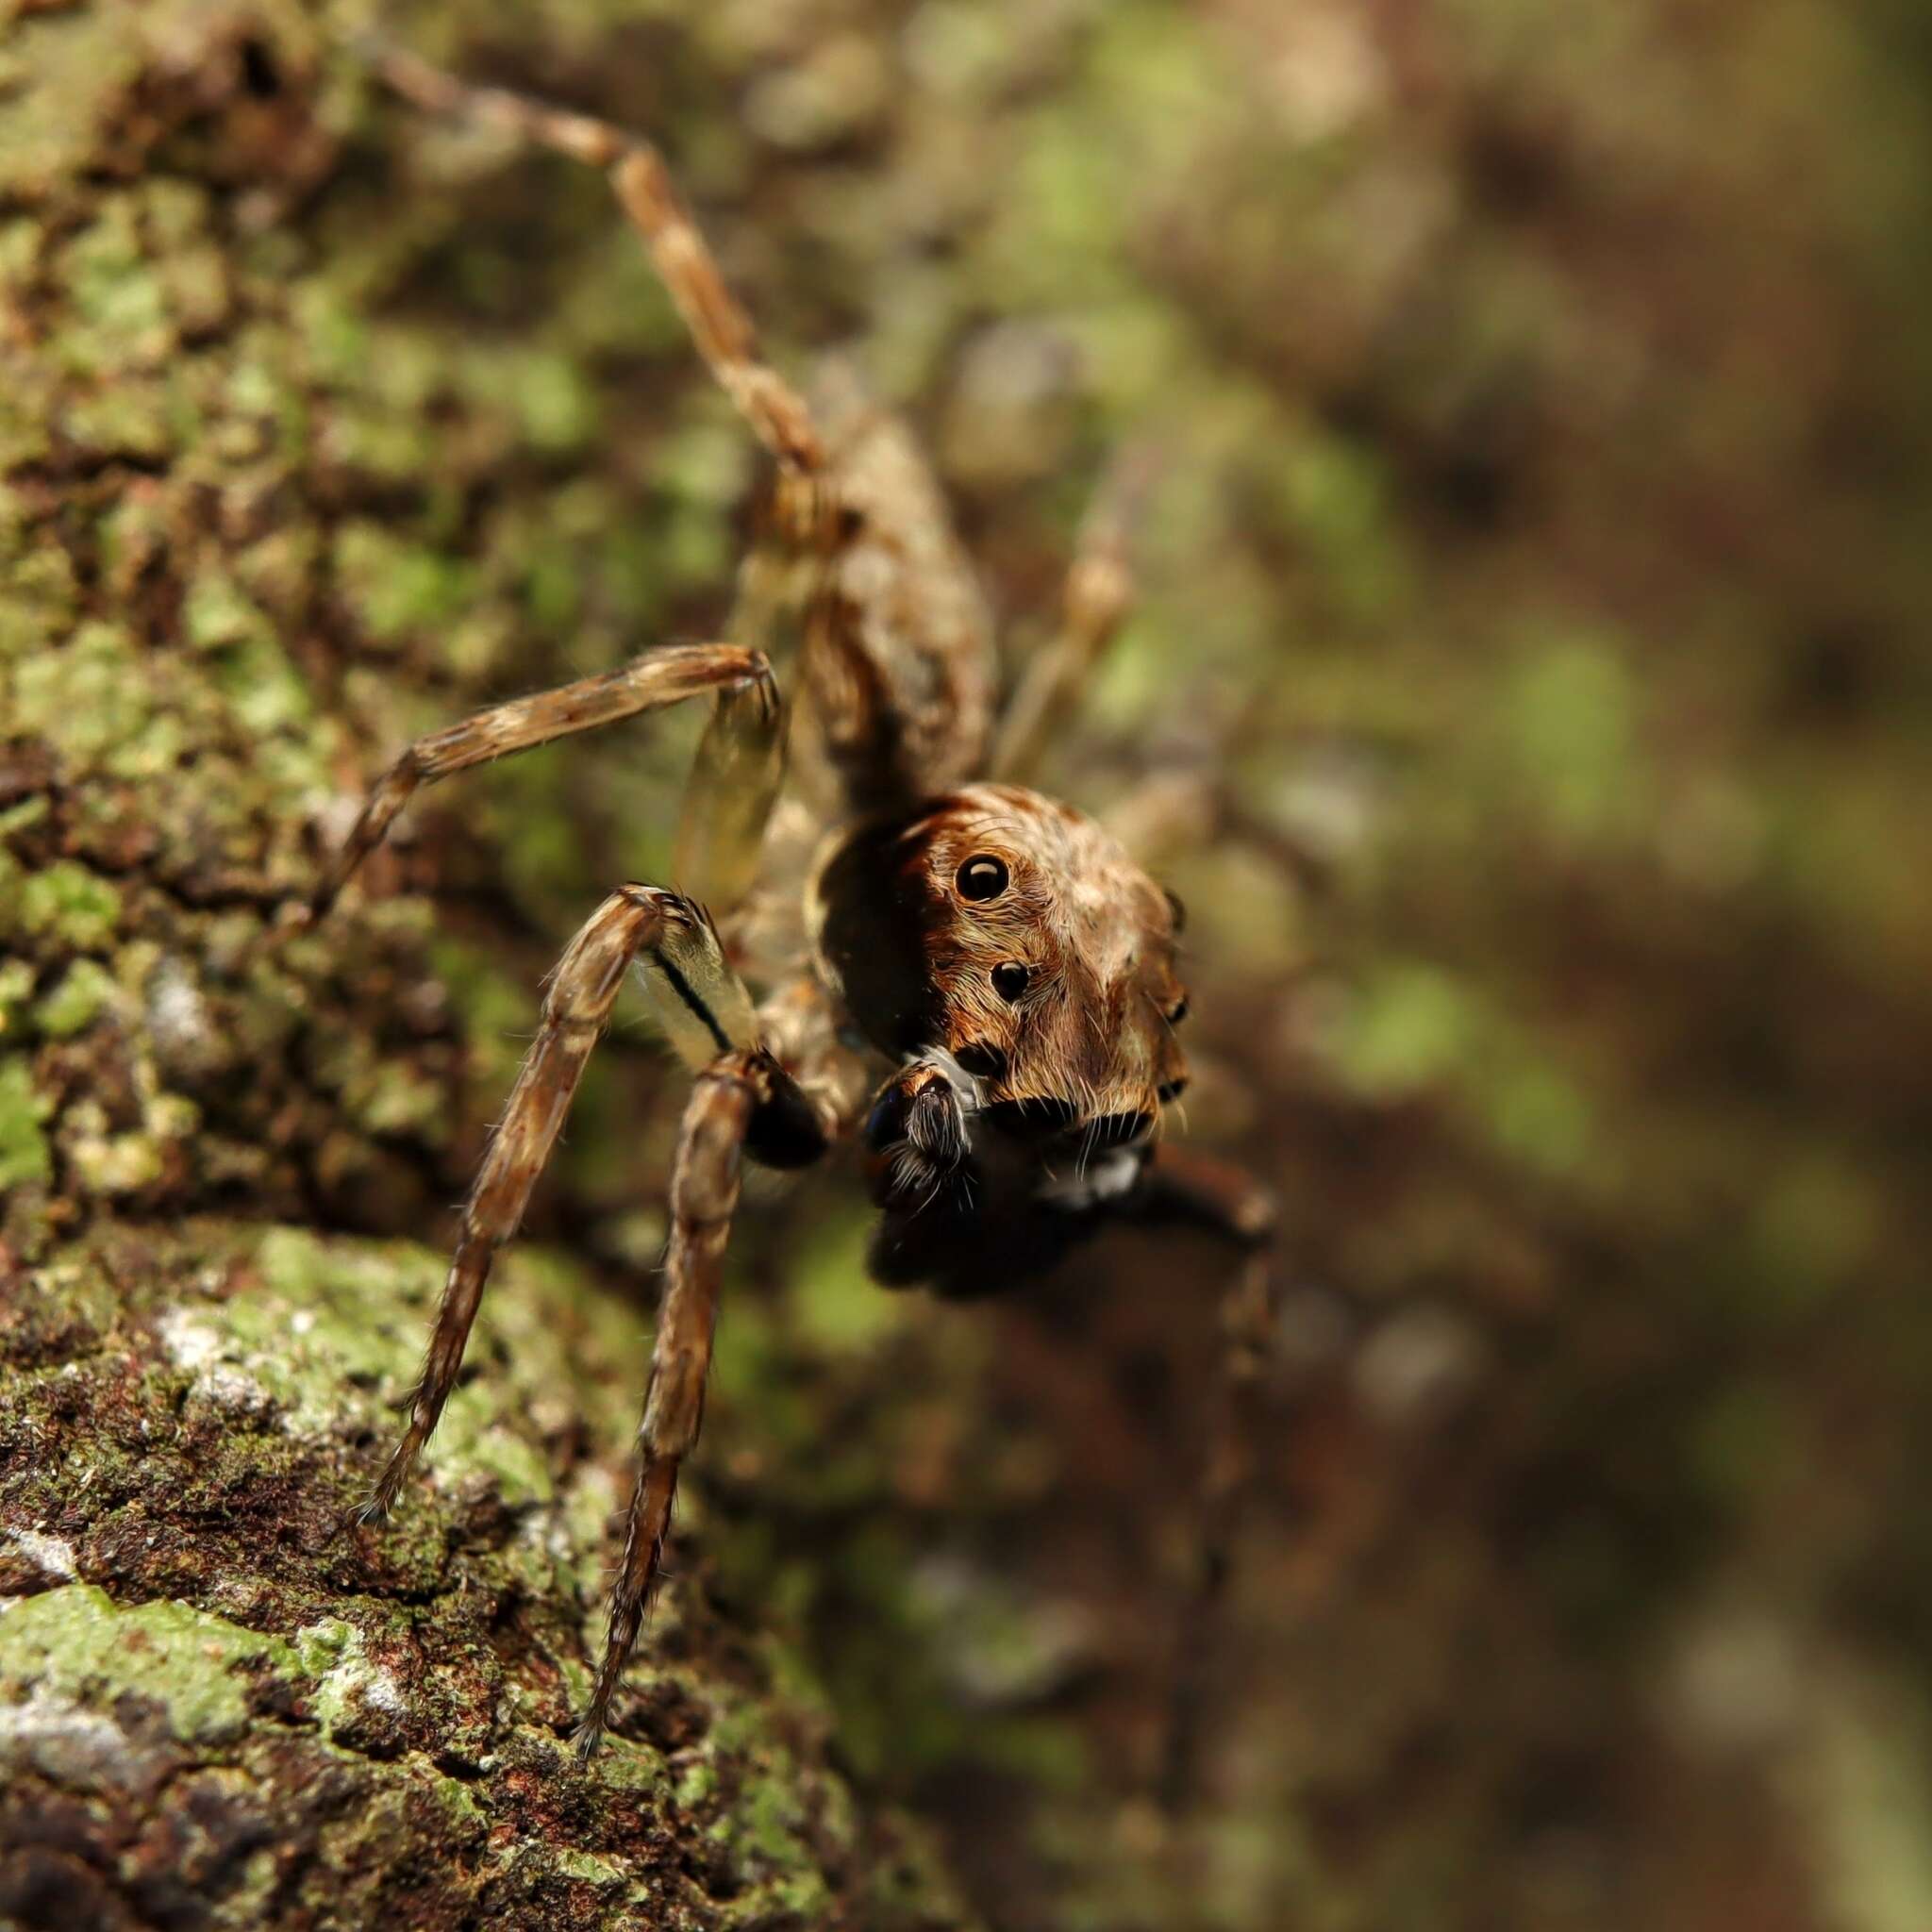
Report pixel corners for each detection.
[317,38,1278,1782]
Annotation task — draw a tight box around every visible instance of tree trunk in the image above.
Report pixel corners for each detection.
[0,5,974,1924]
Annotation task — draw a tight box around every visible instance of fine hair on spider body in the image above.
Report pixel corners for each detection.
[311,36,1278,1799]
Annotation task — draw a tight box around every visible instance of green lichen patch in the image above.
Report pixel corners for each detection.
[33,958,120,1039]
[291,1614,415,1747]
[0,1055,54,1191]
[2,1213,977,1926]
[210,1226,650,1503]
[0,1585,295,1748]
[0,959,36,1036]
[15,859,122,951]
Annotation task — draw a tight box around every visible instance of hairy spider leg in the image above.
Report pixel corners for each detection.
[359,887,758,1524]
[575,1044,826,1758]
[1126,1145,1279,1815]
[309,642,781,923]
[991,444,1152,785]
[365,39,825,479]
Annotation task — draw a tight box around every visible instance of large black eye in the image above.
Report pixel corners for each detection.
[957,855,1008,902]
[991,961,1030,1002]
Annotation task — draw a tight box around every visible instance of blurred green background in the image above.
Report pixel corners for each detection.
[7,0,1931,1924]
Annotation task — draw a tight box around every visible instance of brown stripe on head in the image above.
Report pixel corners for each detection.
[811,784,1190,1143]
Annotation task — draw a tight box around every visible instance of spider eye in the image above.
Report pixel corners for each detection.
[991,961,1030,1002]
[1158,1075,1190,1103]
[957,855,1008,902]
[955,1041,1008,1079]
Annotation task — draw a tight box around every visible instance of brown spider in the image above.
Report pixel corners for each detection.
[317,39,1278,1785]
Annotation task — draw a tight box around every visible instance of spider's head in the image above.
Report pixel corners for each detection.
[812,783,1190,1154]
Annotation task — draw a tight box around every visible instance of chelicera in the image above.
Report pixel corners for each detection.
[310,38,1278,1780]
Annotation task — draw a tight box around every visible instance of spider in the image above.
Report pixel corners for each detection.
[313,38,1280,1784]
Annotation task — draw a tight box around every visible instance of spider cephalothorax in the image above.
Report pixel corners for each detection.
[811,783,1192,1288]
[315,39,1275,1782]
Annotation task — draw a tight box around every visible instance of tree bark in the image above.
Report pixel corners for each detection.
[0,5,974,1924]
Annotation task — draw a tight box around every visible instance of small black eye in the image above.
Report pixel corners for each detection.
[991,961,1030,1002]
[1167,996,1190,1025]
[955,1041,1008,1079]
[957,855,1008,902]
[1158,1076,1190,1104]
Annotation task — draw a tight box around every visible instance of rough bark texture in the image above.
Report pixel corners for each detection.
[1,4,976,1924]
[1,1229,972,1928]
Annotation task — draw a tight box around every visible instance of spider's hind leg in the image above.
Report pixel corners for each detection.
[1126,1145,1279,1815]
[575,1044,826,1757]
[365,38,824,478]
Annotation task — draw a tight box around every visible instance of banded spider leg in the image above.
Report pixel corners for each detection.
[308,641,781,925]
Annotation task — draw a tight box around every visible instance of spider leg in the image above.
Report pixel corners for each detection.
[575,1046,824,1757]
[309,642,777,923]
[674,662,789,917]
[991,446,1151,784]
[364,39,824,478]
[1127,1145,1278,1814]
[358,886,749,1522]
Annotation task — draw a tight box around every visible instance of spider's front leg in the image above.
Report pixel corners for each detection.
[358,885,735,1523]
[575,1044,824,1757]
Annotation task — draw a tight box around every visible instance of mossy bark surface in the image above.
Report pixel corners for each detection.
[0,4,973,1924]
[2,1229,973,1928]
